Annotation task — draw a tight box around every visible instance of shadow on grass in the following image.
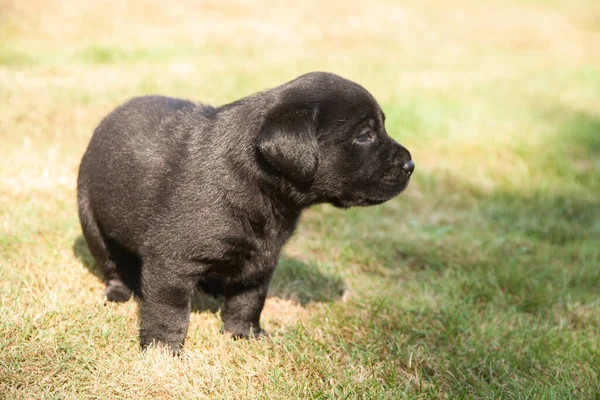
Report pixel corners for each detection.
[334,105,600,315]
[530,107,600,188]
[297,107,600,397]
[73,235,100,278]
[544,107,600,155]
[73,236,345,314]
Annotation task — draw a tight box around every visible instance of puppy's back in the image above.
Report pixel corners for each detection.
[94,95,196,143]
[78,96,200,247]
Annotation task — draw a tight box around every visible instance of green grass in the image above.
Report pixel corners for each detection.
[1,0,599,398]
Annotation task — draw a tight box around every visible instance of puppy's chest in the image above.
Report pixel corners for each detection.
[231,217,293,264]
[193,213,297,274]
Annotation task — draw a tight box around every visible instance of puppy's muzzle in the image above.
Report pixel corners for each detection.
[390,144,414,177]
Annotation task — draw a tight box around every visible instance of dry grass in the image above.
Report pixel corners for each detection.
[1,0,599,398]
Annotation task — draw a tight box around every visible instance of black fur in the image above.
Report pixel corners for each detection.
[77,72,414,352]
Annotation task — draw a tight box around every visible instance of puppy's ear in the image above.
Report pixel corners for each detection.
[258,108,319,182]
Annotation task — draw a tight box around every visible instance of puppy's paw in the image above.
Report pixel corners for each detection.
[141,339,183,356]
[225,326,269,340]
[104,279,132,303]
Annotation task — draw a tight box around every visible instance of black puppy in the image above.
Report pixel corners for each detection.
[77,72,414,353]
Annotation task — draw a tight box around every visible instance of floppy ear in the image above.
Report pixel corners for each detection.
[257,108,319,182]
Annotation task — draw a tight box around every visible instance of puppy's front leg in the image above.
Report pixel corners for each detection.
[221,278,270,339]
[139,262,195,354]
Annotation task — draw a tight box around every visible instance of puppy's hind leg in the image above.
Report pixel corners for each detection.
[78,190,133,302]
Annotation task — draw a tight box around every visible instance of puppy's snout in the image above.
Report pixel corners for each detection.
[402,160,415,176]
[391,144,414,176]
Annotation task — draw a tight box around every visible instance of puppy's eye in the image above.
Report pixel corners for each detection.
[353,130,375,145]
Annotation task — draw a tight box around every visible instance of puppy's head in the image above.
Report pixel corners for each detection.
[258,72,414,208]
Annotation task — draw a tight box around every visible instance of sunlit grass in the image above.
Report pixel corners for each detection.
[1,0,599,398]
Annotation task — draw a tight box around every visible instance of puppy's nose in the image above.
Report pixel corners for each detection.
[402,160,415,176]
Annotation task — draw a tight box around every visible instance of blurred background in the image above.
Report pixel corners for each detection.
[1,0,599,398]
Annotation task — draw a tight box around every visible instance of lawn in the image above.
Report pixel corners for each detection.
[1,0,599,398]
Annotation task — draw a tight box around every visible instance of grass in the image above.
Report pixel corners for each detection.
[1,0,599,398]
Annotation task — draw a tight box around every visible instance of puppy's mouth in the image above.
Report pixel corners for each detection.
[331,179,410,208]
[369,180,410,203]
